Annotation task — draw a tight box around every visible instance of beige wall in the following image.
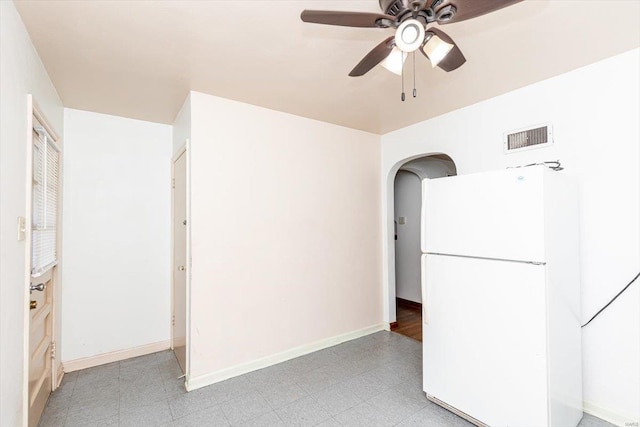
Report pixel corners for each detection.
[187,91,382,384]
[0,2,64,425]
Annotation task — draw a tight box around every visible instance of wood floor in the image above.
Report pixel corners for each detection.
[392,300,422,342]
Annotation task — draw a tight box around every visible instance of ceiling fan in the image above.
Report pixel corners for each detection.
[301,0,522,99]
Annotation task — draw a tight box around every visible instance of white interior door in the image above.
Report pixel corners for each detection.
[28,122,59,427]
[172,150,187,374]
[28,270,54,427]
[422,254,549,427]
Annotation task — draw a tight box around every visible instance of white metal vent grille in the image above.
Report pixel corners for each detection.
[504,124,553,153]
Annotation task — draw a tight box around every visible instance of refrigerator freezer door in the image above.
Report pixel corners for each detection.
[423,254,549,427]
[422,167,545,263]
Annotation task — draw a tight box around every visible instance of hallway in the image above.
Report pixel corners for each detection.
[392,304,422,342]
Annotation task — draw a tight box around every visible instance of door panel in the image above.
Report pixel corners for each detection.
[28,269,53,427]
[422,254,548,427]
[173,151,187,373]
[28,121,58,427]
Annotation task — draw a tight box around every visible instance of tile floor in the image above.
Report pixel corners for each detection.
[40,332,613,427]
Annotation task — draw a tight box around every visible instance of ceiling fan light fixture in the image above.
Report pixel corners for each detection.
[394,19,425,53]
[381,47,408,75]
[423,33,454,68]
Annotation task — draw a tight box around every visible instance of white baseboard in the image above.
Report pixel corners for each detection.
[186,323,386,391]
[55,363,64,388]
[583,400,639,427]
[63,340,171,372]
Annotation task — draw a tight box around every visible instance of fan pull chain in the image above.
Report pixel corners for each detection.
[412,52,417,98]
[401,50,406,102]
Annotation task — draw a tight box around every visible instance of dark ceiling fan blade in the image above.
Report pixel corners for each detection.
[300,10,396,28]
[349,36,395,77]
[436,0,523,24]
[421,27,466,72]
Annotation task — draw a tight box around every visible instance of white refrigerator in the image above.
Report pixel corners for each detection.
[420,166,583,427]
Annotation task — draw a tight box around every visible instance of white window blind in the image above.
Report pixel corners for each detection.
[31,125,59,275]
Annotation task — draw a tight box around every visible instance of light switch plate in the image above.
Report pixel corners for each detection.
[398,216,407,225]
[17,216,26,241]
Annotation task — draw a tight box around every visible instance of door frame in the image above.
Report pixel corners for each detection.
[171,140,191,379]
[23,95,63,426]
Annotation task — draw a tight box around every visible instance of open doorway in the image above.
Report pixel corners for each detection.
[391,155,457,341]
[172,144,188,376]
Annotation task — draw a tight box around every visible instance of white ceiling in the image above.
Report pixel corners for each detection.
[14,0,640,134]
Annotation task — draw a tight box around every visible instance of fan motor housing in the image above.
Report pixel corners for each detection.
[379,0,409,17]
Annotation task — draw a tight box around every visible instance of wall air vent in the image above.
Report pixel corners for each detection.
[504,123,553,154]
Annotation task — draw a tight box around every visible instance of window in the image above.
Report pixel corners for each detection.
[31,121,60,275]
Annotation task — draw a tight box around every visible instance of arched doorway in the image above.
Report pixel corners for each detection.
[390,154,457,340]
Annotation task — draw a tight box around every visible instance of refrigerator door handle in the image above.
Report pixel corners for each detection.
[426,252,546,266]
[423,304,429,325]
[421,254,429,325]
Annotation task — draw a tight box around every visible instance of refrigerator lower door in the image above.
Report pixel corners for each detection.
[422,254,549,427]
